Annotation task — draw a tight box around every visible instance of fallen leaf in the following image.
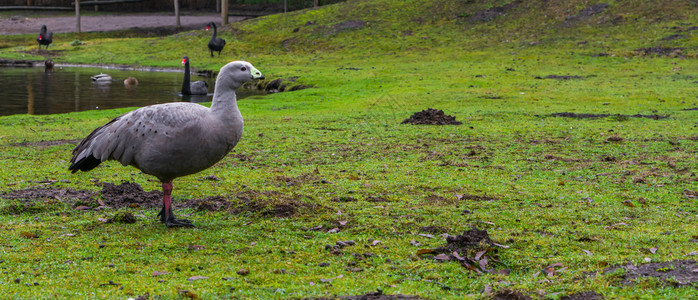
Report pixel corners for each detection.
[451,251,465,261]
[309,281,315,286]
[474,250,487,261]
[327,228,340,233]
[187,276,208,281]
[20,232,38,239]
[98,218,110,223]
[649,246,658,254]
[687,251,698,256]
[75,206,92,210]
[308,225,323,231]
[621,200,635,207]
[60,233,76,237]
[418,233,434,238]
[338,220,348,226]
[236,269,250,276]
[97,198,106,206]
[582,249,593,256]
[416,248,434,255]
[188,245,205,250]
[178,290,198,299]
[370,240,381,246]
[434,254,450,261]
[152,271,171,276]
[643,257,652,263]
[492,242,510,248]
[410,240,421,246]
[483,284,492,294]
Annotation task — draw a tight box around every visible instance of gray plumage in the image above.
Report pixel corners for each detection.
[69,61,264,227]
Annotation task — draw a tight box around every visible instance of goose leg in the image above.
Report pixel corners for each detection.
[157,181,194,227]
[210,50,214,57]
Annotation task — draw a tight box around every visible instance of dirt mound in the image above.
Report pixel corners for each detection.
[402,108,462,125]
[535,75,585,80]
[313,290,424,300]
[444,227,493,253]
[634,47,684,57]
[605,260,698,286]
[469,1,520,22]
[563,3,609,26]
[100,182,162,209]
[551,112,669,120]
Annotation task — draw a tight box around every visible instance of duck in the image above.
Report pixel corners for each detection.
[44,59,54,72]
[91,73,113,83]
[69,61,265,227]
[206,22,226,57]
[123,77,139,86]
[37,25,53,49]
[181,56,208,95]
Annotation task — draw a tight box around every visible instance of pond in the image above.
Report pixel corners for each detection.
[0,66,265,117]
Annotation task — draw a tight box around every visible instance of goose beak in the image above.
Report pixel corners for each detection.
[250,66,264,80]
[206,26,210,31]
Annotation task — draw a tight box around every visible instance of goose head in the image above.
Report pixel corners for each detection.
[216,61,264,90]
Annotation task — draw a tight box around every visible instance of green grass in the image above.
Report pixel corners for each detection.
[0,0,697,298]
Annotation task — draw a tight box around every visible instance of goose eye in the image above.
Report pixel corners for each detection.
[241,67,247,71]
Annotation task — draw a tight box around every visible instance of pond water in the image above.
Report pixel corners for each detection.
[0,66,264,117]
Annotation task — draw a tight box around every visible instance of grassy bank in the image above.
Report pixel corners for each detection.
[1,0,697,298]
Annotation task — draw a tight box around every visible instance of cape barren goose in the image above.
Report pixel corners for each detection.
[37,25,53,49]
[206,22,226,57]
[69,61,264,227]
[181,56,208,95]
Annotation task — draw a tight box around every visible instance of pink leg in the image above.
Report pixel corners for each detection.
[157,181,193,227]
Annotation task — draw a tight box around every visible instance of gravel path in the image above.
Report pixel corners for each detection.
[0,14,247,35]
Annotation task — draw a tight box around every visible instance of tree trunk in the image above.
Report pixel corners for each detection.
[174,0,181,28]
[216,0,220,13]
[221,0,228,25]
[75,0,81,33]
[284,0,288,13]
[314,0,319,7]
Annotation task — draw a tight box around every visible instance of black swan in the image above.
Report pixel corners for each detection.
[37,25,53,49]
[181,56,208,95]
[69,61,264,227]
[206,22,226,57]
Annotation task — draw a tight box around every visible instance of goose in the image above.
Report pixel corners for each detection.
[181,56,208,95]
[69,61,264,227]
[37,25,53,49]
[206,22,226,57]
[123,77,139,86]
[91,73,112,83]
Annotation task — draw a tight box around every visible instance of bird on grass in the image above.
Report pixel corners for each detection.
[206,22,226,57]
[37,25,53,49]
[69,61,264,227]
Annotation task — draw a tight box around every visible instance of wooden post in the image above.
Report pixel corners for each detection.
[174,0,181,28]
[216,0,220,13]
[314,0,319,7]
[75,0,81,33]
[284,0,287,13]
[94,0,99,12]
[221,0,228,25]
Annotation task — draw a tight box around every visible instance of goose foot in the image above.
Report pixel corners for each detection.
[158,206,194,227]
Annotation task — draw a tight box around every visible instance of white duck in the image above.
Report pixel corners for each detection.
[91,73,113,83]
[70,61,264,227]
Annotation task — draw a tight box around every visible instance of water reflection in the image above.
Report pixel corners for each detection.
[0,66,265,117]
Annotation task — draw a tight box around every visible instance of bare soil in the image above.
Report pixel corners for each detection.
[402,108,462,125]
[0,14,247,35]
[551,112,670,120]
[605,260,698,286]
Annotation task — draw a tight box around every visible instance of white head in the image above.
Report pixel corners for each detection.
[216,61,264,90]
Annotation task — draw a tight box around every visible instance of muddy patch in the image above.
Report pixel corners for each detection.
[100,182,162,209]
[551,112,669,120]
[560,291,603,300]
[402,108,462,125]
[492,289,531,300]
[333,20,366,32]
[232,190,327,218]
[253,77,311,93]
[418,228,507,274]
[468,1,520,22]
[605,260,698,286]
[563,3,609,27]
[634,47,684,57]
[0,187,95,214]
[11,139,80,148]
[535,75,585,80]
[178,196,231,211]
[313,290,424,300]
